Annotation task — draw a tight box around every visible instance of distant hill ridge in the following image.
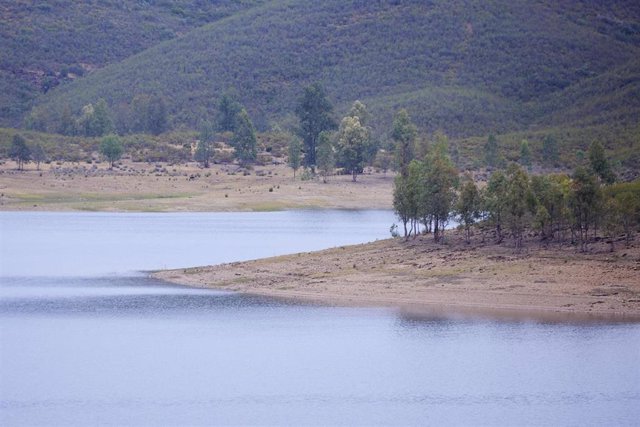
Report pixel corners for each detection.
[12,0,640,141]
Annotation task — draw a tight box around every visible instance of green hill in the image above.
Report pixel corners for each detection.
[0,0,267,126]
[26,0,640,140]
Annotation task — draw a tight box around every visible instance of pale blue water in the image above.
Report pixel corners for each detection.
[1,211,639,426]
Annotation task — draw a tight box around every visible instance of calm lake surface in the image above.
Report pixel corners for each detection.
[1,211,639,426]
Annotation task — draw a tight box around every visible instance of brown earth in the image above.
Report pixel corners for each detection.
[154,232,640,322]
[0,161,393,212]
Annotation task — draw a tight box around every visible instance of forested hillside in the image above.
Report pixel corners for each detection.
[0,0,266,125]
[24,0,640,139]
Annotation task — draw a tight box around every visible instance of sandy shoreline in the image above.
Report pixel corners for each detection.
[153,233,640,322]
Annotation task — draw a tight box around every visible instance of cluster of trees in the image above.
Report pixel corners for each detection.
[8,134,45,170]
[289,84,378,182]
[8,131,124,170]
[485,133,561,169]
[194,94,257,168]
[393,111,639,251]
[27,95,169,138]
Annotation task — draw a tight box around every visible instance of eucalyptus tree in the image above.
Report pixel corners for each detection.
[295,83,336,168]
[288,137,302,178]
[316,131,335,183]
[232,109,257,166]
[9,134,31,170]
[195,121,215,168]
[391,109,417,177]
[485,170,509,242]
[336,115,369,182]
[100,134,123,168]
[456,174,481,243]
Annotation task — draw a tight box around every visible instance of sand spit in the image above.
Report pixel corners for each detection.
[154,233,640,322]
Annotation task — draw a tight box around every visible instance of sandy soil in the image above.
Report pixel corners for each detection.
[154,232,640,322]
[0,161,393,211]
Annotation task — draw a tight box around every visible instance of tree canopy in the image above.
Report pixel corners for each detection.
[100,134,123,168]
[295,83,336,168]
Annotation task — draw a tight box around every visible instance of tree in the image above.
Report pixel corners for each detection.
[31,143,46,171]
[422,146,458,242]
[296,83,336,168]
[391,109,417,177]
[316,131,335,183]
[519,139,531,170]
[58,103,77,136]
[337,115,369,182]
[505,165,535,249]
[393,173,416,239]
[570,167,601,252]
[456,174,481,243]
[530,174,570,241]
[288,137,302,178]
[217,93,242,132]
[542,135,559,165]
[588,141,615,184]
[79,99,114,137]
[347,101,377,165]
[347,100,371,127]
[100,134,123,168]
[146,95,169,135]
[484,134,499,168]
[232,109,257,166]
[9,134,31,170]
[485,170,509,242]
[195,121,215,168]
[130,94,150,133]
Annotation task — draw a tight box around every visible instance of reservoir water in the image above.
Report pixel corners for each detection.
[1,211,639,425]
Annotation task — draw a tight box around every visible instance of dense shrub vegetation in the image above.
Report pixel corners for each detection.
[0,0,267,126]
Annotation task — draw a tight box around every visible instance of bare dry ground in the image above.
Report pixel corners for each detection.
[0,161,393,211]
[155,232,640,322]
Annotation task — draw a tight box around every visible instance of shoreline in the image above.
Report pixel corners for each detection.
[153,234,640,323]
[0,162,393,212]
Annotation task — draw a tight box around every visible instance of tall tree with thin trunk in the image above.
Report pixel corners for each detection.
[32,143,45,171]
[588,140,615,184]
[9,134,31,170]
[486,170,509,242]
[456,174,481,243]
[316,131,335,183]
[336,115,369,182]
[232,109,257,166]
[570,167,601,252]
[195,121,214,168]
[296,83,336,169]
[484,134,499,168]
[288,137,302,178]
[391,109,417,177]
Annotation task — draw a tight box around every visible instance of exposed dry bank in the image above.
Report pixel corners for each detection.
[154,232,640,321]
[0,162,393,212]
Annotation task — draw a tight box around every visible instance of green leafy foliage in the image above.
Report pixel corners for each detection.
[9,134,30,170]
[296,83,336,168]
[316,131,335,183]
[99,134,123,168]
[232,109,257,166]
[287,137,302,178]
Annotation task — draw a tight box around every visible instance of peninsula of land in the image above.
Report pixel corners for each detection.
[154,232,640,321]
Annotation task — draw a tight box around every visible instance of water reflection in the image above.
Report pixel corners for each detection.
[1,212,639,425]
